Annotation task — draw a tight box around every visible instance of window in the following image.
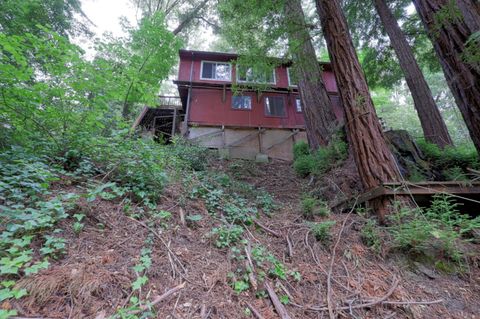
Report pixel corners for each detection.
[265,96,286,117]
[295,98,302,112]
[287,68,298,87]
[232,95,252,110]
[201,61,231,81]
[237,65,275,84]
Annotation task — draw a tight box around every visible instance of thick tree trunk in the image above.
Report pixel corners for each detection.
[374,0,453,148]
[284,0,337,148]
[315,0,412,218]
[412,0,480,154]
[172,0,210,35]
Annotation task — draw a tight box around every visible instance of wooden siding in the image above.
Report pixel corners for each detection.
[177,50,342,129]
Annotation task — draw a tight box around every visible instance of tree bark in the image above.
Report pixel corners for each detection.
[284,0,337,148]
[373,0,453,148]
[412,0,480,154]
[315,0,412,218]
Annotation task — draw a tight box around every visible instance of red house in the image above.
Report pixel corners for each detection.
[134,49,342,161]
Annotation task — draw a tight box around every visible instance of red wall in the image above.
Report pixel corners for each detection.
[188,89,303,128]
[178,54,338,92]
[177,51,342,129]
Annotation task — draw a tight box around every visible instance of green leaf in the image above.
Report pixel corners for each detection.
[0,309,18,319]
[131,276,148,290]
[186,214,202,222]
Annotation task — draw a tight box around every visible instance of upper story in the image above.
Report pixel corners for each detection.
[177,49,339,93]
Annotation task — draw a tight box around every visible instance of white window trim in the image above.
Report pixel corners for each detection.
[295,97,302,112]
[287,68,298,87]
[236,65,276,85]
[200,60,232,81]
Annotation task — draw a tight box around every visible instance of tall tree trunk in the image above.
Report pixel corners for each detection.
[172,0,210,35]
[315,0,412,219]
[284,0,337,148]
[374,0,453,148]
[412,0,480,154]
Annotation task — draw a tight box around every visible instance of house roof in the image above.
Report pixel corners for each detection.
[178,49,333,70]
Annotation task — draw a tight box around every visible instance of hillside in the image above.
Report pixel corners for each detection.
[2,143,479,319]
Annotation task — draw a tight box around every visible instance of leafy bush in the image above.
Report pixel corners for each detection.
[85,133,168,203]
[388,195,480,262]
[293,141,310,160]
[169,137,211,171]
[310,221,336,244]
[417,140,479,178]
[301,196,330,219]
[442,166,468,181]
[0,150,79,309]
[293,154,314,177]
[211,225,244,248]
[293,134,348,177]
[361,220,382,253]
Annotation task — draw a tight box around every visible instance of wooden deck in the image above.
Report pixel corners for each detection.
[357,181,480,205]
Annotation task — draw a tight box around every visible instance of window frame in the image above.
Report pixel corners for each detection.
[295,97,302,113]
[236,65,276,85]
[231,94,253,111]
[264,96,287,118]
[287,68,298,87]
[200,60,232,81]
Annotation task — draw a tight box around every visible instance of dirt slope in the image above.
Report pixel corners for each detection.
[11,160,480,319]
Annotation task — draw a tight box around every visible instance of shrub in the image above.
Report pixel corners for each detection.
[85,133,168,203]
[169,136,210,171]
[443,166,468,181]
[417,140,479,173]
[310,221,336,244]
[301,196,330,219]
[211,225,244,248]
[293,154,314,177]
[293,133,348,177]
[361,219,382,253]
[388,194,480,262]
[293,141,310,160]
[310,139,348,176]
[301,196,317,218]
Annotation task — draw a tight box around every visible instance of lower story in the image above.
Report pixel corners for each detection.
[183,125,307,162]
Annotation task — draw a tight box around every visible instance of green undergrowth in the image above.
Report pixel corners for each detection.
[417,140,479,181]
[0,134,212,318]
[228,243,301,295]
[0,150,78,318]
[293,133,348,177]
[359,194,480,272]
[185,169,278,248]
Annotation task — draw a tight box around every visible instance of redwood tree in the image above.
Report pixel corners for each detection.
[374,0,453,148]
[315,0,411,217]
[284,0,337,148]
[412,0,480,154]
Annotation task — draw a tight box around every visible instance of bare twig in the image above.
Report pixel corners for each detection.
[381,299,443,305]
[254,220,281,237]
[245,242,258,290]
[265,282,292,319]
[286,233,293,258]
[179,207,186,226]
[246,302,266,319]
[129,282,186,315]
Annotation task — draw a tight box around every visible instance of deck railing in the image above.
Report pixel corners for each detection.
[157,95,182,108]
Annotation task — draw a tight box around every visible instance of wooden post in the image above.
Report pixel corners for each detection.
[171,108,177,137]
[182,86,192,136]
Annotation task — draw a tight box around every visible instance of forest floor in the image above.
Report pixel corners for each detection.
[8,159,480,319]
